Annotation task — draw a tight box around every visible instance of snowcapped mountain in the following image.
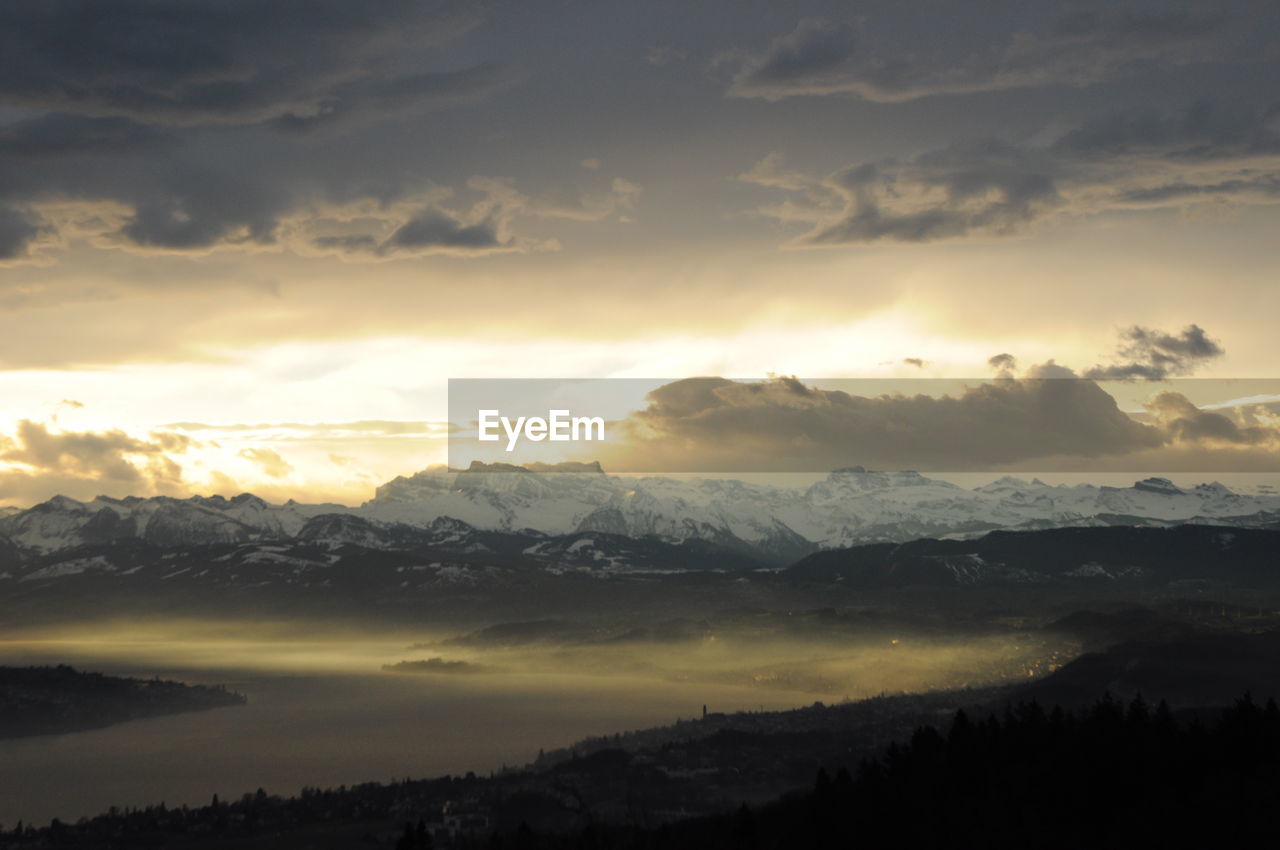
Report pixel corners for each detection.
[361,463,1280,555]
[2,463,1278,563]
[0,493,347,553]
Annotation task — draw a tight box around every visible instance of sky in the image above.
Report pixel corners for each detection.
[1,0,1279,505]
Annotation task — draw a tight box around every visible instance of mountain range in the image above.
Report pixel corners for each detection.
[2,463,1278,565]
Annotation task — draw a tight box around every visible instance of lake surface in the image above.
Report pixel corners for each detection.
[0,639,808,827]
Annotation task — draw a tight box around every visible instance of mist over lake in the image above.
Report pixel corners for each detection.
[0,637,849,826]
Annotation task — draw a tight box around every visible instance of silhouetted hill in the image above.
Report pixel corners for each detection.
[525,694,1280,849]
[1015,628,1280,709]
[0,665,246,739]
[1043,607,1198,650]
[788,525,1280,588]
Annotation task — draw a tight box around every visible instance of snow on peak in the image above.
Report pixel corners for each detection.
[2,467,1277,555]
[1133,477,1185,496]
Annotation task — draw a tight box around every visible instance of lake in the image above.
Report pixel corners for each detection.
[0,637,809,827]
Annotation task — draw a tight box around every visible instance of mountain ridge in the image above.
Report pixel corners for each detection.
[3,466,1279,560]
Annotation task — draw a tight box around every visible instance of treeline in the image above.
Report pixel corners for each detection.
[8,690,1280,848]
[469,693,1280,849]
[0,665,245,738]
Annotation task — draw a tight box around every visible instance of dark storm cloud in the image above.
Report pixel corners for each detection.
[0,206,47,261]
[0,0,540,262]
[1084,324,1225,381]
[0,114,173,158]
[0,0,1270,268]
[0,0,498,127]
[798,143,1062,245]
[311,208,509,258]
[730,9,1226,102]
[301,175,639,260]
[608,371,1164,472]
[112,167,287,250]
[0,0,646,264]
[308,184,535,260]
[747,101,1280,245]
[0,143,322,257]
[308,234,383,254]
[599,325,1247,471]
[266,63,515,133]
[387,209,505,251]
[1051,100,1280,158]
[603,340,1280,472]
[1116,176,1280,205]
[0,147,620,259]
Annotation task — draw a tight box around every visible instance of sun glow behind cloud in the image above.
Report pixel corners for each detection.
[0,312,1064,505]
[2,320,1276,506]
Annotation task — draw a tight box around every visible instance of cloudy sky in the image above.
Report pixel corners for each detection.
[2,0,1279,503]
